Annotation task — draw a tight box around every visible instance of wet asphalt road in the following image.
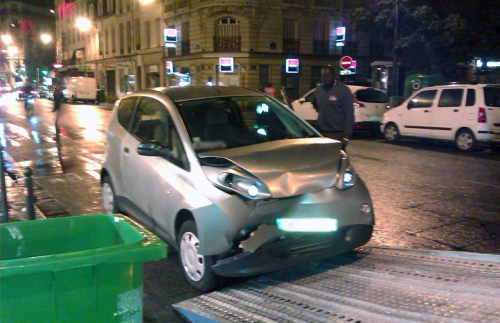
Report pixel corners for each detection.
[1,94,499,322]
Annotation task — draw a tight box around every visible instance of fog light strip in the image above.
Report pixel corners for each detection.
[276,218,337,232]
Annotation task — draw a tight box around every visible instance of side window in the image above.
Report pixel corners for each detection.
[117,97,138,131]
[466,89,476,106]
[438,89,464,107]
[132,97,189,170]
[408,90,437,109]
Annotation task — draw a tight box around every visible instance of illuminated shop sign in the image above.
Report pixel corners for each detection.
[165,61,173,74]
[286,59,299,73]
[164,28,177,48]
[219,57,234,73]
[336,27,346,47]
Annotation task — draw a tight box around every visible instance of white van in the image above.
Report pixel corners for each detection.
[64,77,97,102]
[292,86,389,137]
[381,84,500,152]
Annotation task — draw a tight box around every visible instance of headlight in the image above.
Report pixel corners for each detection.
[217,171,271,200]
[336,151,356,190]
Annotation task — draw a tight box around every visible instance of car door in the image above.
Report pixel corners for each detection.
[402,89,437,137]
[121,96,190,240]
[292,90,318,123]
[432,88,465,139]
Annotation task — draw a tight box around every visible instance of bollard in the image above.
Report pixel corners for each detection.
[0,144,8,223]
[24,167,35,220]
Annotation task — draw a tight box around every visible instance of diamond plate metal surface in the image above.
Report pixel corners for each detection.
[173,248,500,323]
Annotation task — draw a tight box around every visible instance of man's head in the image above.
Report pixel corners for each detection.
[262,82,276,98]
[320,65,336,86]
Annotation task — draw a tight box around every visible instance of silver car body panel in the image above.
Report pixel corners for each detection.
[199,138,341,198]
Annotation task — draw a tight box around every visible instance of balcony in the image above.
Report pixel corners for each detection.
[342,41,357,56]
[214,36,241,52]
[313,0,338,7]
[313,40,329,55]
[181,40,190,55]
[283,38,300,54]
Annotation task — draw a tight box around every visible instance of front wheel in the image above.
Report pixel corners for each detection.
[455,129,476,152]
[178,220,219,292]
[384,123,400,142]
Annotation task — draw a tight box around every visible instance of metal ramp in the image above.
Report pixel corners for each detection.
[173,247,500,323]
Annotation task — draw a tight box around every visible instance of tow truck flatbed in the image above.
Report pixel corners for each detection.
[173,247,500,323]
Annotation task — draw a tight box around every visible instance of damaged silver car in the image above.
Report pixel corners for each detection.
[101,86,374,291]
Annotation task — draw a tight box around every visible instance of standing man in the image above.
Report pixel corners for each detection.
[52,84,64,136]
[262,82,276,98]
[311,65,354,150]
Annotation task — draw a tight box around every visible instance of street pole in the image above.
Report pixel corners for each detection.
[392,0,399,97]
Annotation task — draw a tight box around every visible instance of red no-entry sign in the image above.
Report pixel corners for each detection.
[340,56,353,70]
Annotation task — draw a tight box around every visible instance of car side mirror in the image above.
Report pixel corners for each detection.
[137,142,170,157]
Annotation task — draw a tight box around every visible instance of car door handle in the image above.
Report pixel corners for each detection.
[424,110,430,113]
[453,109,459,112]
[123,147,130,153]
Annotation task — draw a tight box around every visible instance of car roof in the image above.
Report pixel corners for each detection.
[422,83,500,90]
[150,85,262,102]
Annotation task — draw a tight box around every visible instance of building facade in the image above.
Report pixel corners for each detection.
[55,0,391,101]
[0,0,55,87]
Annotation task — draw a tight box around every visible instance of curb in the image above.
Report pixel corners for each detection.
[3,151,70,218]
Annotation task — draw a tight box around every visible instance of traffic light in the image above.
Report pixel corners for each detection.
[41,70,48,76]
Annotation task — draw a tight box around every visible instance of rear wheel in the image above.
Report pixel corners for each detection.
[101,176,119,214]
[178,220,218,292]
[384,123,399,142]
[455,129,476,152]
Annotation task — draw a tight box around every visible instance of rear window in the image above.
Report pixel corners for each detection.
[484,87,500,107]
[355,89,388,103]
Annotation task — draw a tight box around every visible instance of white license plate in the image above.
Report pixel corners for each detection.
[368,115,383,121]
[276,218,337,232]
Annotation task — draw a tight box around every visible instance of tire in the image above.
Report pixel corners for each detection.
[384,123,400,142]
[178,220,219,292]
[455,129,476,152]
[101,176,119,214]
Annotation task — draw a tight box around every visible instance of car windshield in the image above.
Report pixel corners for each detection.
[355,89,388,103]
[176,96,318,151]
[484,87,500,107]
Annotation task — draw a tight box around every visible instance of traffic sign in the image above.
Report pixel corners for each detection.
[340,56,353,70]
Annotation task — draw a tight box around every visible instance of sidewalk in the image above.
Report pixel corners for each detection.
[0,175,44,222]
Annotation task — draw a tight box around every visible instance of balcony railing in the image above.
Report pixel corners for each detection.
[342,41,357,56]
[214,36,241,52]
[181,40,190,55]
[283,38,300,54]
[313,40,329,55]
[313,0,337,7]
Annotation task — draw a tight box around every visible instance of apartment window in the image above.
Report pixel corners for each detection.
[126,21,132,53]
[135,19,141,50]
[98,0,103,16]
[105,29,109,54]
[89,4,94,18]
[118,0,122,13]
[214,17,241,52]
[313,21,329,55]
[126,0,131,11]
[167,25,176,57]
[99,31,104,56]
[145,21,151,49]
[259,65,269,89]
[283,19,299,54]
[154,18,161,47]
[111,27,116,53]
[107,0,113,12]
[181,22,190,55]
[119,23,124,54]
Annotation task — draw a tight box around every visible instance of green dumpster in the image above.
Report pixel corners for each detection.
[0,214,167,323]
[97,89,106,103]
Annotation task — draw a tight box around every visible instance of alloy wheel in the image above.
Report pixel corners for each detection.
[457,132,474,150]
[102,183,115,214]
[385,125,398,141]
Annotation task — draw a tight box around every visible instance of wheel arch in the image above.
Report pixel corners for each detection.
[455,127,475,140]
[100,168,110,184]
[175,209,195,239]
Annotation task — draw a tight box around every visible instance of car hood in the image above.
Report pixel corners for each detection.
[199,138,341,198]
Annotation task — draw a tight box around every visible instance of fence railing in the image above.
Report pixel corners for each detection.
[214,36,241,52]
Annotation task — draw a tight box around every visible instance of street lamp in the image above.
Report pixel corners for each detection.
[8,46,18,56]
[76,17,92,32]
[139,0,154,4]
[1,35,13,45]
[40,34,52,44]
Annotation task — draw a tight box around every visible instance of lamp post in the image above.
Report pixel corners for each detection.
[392,0,399,97]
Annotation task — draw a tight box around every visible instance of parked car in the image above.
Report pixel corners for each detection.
[101,86,374,291]
[46,87,54,100]
[64,77,97,102]
[381,84,500,152]
[36,86,49,98]
[292,86,389,136]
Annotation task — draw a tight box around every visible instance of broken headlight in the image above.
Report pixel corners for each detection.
[218,172,271,200]
[336,151,356,190]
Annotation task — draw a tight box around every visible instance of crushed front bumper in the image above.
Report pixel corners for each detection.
[212,224,373,277]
